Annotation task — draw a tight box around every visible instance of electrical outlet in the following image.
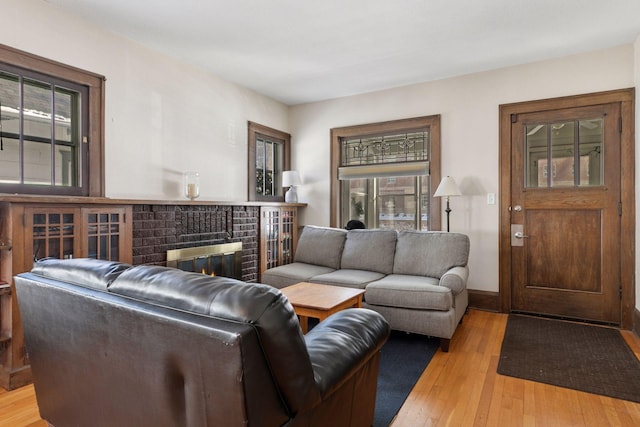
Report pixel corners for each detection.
[487,193,496,205]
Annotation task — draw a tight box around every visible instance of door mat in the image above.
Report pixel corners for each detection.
[498,314,640,402]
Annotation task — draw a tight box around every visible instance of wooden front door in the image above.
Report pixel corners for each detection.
[500,90,635,326]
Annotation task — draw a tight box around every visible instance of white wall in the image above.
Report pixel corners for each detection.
[1,0,289,201]
[290,45,636,293]
[3,1,638,299]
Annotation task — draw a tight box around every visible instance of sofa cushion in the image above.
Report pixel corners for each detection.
[340,229,397,274]
[393,231,469,278]
[261,262,335,289]
[365,275,453,311]
[310,269,386,290]
[294,226,347,270]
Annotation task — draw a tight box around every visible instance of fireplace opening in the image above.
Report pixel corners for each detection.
[166,242,242,280]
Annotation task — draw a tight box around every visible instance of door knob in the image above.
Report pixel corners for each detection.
[514,231,529,239]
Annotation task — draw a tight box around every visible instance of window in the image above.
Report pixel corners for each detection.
[330,116,441,230]
[0,44,105,196]
[525,118,604,188]
[247,121,290,202]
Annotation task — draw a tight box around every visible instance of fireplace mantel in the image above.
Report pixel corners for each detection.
[0,193,307,208]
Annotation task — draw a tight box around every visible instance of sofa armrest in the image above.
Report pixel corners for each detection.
[439,265,469,295]
[304,308,390,398]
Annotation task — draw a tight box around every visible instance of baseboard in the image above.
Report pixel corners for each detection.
[468,289,500,312]
[0,365,31,391]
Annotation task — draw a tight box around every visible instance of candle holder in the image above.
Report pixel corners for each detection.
[184,171,200,200]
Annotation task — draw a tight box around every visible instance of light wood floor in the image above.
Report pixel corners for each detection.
[2,309,640,427]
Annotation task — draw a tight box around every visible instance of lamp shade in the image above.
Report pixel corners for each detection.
[433,176,461,197]
[282,171,301,187]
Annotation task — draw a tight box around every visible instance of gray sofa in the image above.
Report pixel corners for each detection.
[262,226,470,351]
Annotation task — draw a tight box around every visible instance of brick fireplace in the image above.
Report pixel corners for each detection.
[131,204,260,282]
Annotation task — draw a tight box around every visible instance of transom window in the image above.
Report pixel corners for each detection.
[330,116,441,231]
[0,44,104,196]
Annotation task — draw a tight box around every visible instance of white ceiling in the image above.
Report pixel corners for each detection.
[46,0,640,106]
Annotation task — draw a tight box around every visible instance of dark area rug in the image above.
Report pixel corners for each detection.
[498,314,640,402]
[374,330,439,427]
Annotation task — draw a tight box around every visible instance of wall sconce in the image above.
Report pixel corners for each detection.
[282,171,301,203]
[433,176,461,232]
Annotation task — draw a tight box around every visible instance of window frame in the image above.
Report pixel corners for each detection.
[247,121,291,202]
[330,115,441,229]
[0,44,105,197]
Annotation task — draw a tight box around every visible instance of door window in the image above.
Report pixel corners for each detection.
[525,118,603,188]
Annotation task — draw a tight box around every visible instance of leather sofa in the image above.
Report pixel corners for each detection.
[15,258,390,427]
[262,226,470,352]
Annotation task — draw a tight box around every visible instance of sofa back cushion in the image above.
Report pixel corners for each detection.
[110,265,319,414]
[30,257,132,291]
[340,229,397,275]
[294,225,347,269]
[393,231,470,278]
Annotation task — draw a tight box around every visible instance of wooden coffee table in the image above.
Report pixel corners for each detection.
[280,282,365,333]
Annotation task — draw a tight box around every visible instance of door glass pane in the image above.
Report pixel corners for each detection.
[579,118,604,186]
[525,124,548,188]
[526,118,604,188]
[111,235,119,260]
[550,121,574,187]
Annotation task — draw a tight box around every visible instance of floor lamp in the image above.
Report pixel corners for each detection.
[433,176,461,232]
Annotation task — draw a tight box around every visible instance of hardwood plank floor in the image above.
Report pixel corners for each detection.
[1,309,640,426]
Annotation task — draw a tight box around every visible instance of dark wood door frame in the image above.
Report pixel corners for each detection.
[498,88,636,329]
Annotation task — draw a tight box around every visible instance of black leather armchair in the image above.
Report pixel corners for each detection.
[15,258,390,427]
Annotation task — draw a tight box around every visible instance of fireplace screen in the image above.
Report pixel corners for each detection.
[166,242,242,280]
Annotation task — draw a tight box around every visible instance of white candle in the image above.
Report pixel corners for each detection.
[187,183,198,199]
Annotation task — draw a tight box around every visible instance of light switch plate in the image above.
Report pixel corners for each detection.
[487,193,496,205]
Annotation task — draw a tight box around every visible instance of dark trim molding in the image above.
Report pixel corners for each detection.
[468,289,500,312]
[633,308,640,339]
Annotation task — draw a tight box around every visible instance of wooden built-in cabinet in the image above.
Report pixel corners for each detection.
[0,202,132,390]
[259,206,298,280]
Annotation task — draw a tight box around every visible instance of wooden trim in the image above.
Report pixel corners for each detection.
[0,195,307,207]
[498,88,635,328]
[0,43,106,197]
[89,79,107,197]
[633,308,640,339]
[468,289,501,312]
[329,115,441,229]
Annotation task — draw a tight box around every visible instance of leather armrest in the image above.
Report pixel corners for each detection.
[304,308,390,397]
